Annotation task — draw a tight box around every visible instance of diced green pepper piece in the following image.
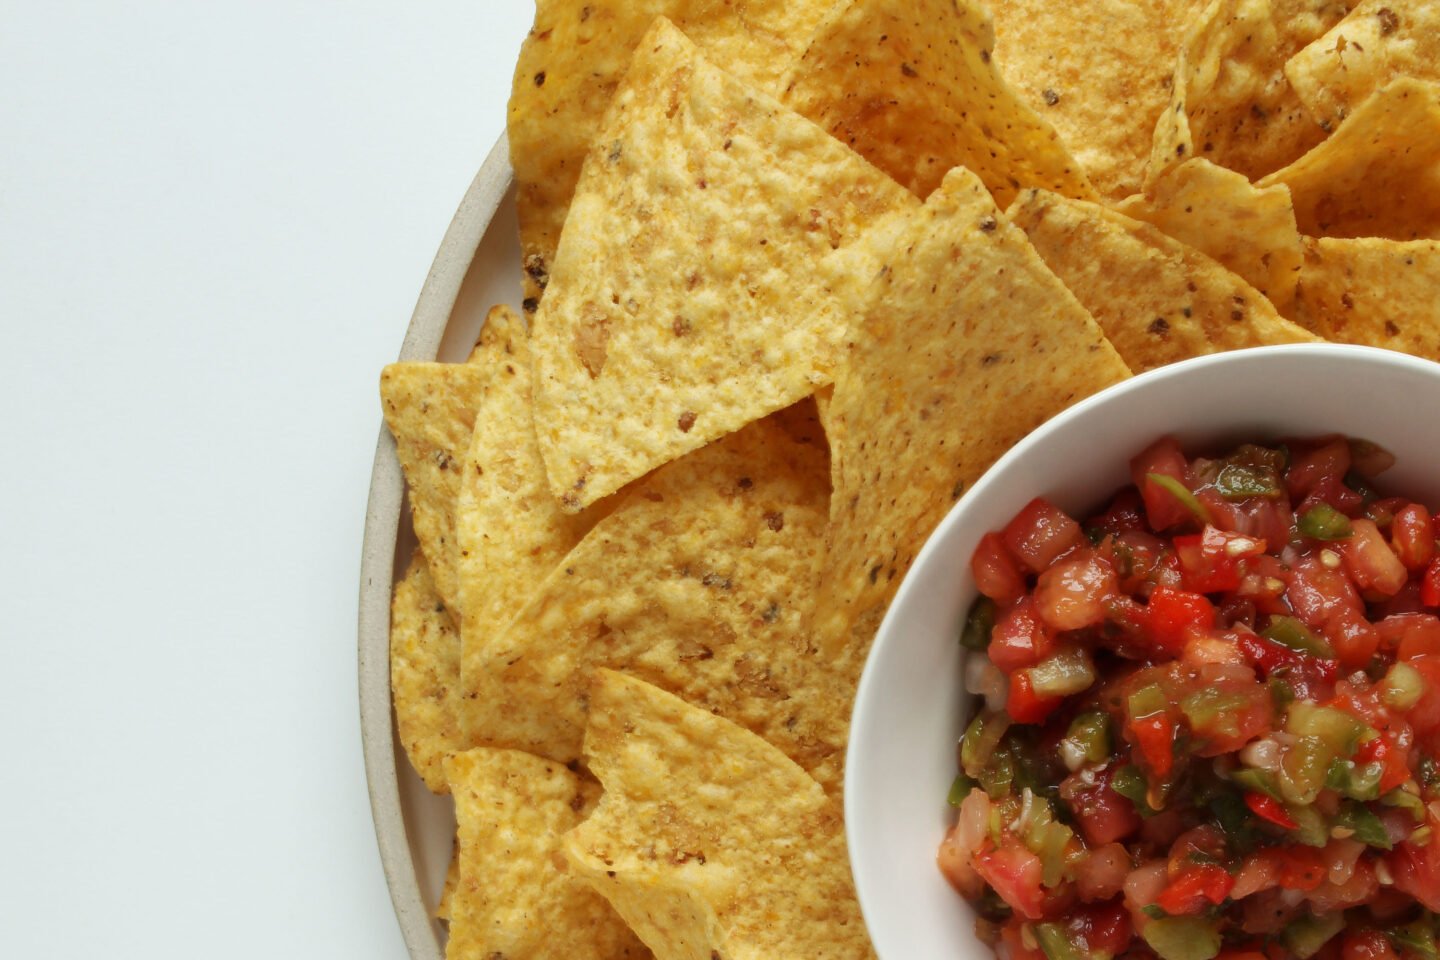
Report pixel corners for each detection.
[1034,922,1083,960]
[1326,759,1384,801]
[1383,661,1426,712]
[1112,764,1161,817]
[1030,648,1097,698]
[1383,787,1427,822]
[1288,804,1331,848]
[961,710,1011,779]
[1037,821,1074,888]
[1269,677,1296,710]
[1215,463,1283,500]
[960,597,996,651]
[1232,767,1284,801]
[979,745,1016,798]
[1282,912,1346,959]
[1183,688,1261,739]
[1142,917,1223,960]
[947,773,977,807]
[1128,683,1168,720]
[1334,800,1393,849]
[1390,920,1439,960]
[1298,503,1354,540]
[1286,702,1368,755]
[1065,711,1111,765]
[1280,735,1333,805]
[1264,617,1337,659]
[1146,473,1215,526]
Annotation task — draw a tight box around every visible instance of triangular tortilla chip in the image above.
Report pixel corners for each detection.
[444,748,650,960]
[814,168,1131,680]
[1009,189,1319,373]
[1115,158,1305,311]
[390,550,464,794]
[437,843,457,921]
[990,0,1199,199]
[529,18,917,511]
[455,305,620,738]
[1147,0,1329,186]
[1293,237,1440,356]
[380,358,488,612]
[564,670,873,960]
[1286,0,1440,129]
[1258,77,1440,240]
[508,0,840,311]
[465,403,849,792]
[779,0,1094,206]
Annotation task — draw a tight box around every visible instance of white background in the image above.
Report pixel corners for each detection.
[0,2,534,955]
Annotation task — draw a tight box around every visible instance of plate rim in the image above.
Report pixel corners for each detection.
[357,134,514,960]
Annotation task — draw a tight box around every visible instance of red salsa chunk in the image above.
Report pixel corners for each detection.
[942,436,1440,960]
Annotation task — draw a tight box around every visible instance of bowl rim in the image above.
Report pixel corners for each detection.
[356,134,514,960]
[843,341,1440,953]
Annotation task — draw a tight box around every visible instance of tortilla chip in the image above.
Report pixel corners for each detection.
[465,404,849,792]
[1292,237,1440,355]
[564,670,873,960]
[1009,189,1320,373]
[437,843,458,921]
[1258,78,1440,240]
[444,748,649,960]
[1148,0,1327,186]
[1287,0,1440,129]
[381,359,487,612]
[390,550,464,795]
[813,168,1131,679]
[1115,158,1305,311]
[455,305,620,737]
[508,0,837,312]
[530,18,916,511]
[779,0,1094,207]
[989,0,1198,199]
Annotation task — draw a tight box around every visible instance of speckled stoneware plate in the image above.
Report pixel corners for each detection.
[358,136,519,960]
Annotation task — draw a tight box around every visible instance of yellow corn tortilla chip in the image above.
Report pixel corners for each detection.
[530,18,916,511]
[1148,0,1328,186]
[465,403,849,793]
[990,0,1199,199]
[445,748,650,960]
[1009,189,1319,373]
[779,0,1094,207]
[813,168,1132,678]
[1287,0,1440,129]
[564,670,873,960]
[508,0,837,311]
[437,843,457,922]
[381,358,488,612]
[390,550,464,795]
[455,304,620,735]
[1292,237,1440,355]
[1115,158,1305,311]
[1258,77,1440,239]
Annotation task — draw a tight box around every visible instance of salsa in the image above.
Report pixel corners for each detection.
[940,435,1440,960]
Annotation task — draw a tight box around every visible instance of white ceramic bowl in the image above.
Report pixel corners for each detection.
[845,343,1440,960]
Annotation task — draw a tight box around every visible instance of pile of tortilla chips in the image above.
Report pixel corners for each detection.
[381,1,1440,956]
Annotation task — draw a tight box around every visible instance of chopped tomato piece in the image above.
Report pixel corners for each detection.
[1275,846,1327,891]
[973,531,1027,605]
[1422,556,1440,607]
[1084,488,1147,539]
[1245,792,1298,829]
[1286,437,1351,502]
[1376,613,1440,659]
[1343,518,1409,599]
[1128,712,1176,779]
[988,595,1054,673]
[1063,768,1143,847]
[999,919,1047,960]
[1174,526,1265,593]
[1007,670,1063,724]
[1387,813,1440,913]
[1002,498,1085,574]
[1155,864,1234,915]
[1145,585,1216,656]
[1078,900,1133,958]
[1034,551,1118,631]
[1341,930,1399,960]
[974,845,1048,920]
[1132,437,1194,531]
[1393,504,1435,571]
